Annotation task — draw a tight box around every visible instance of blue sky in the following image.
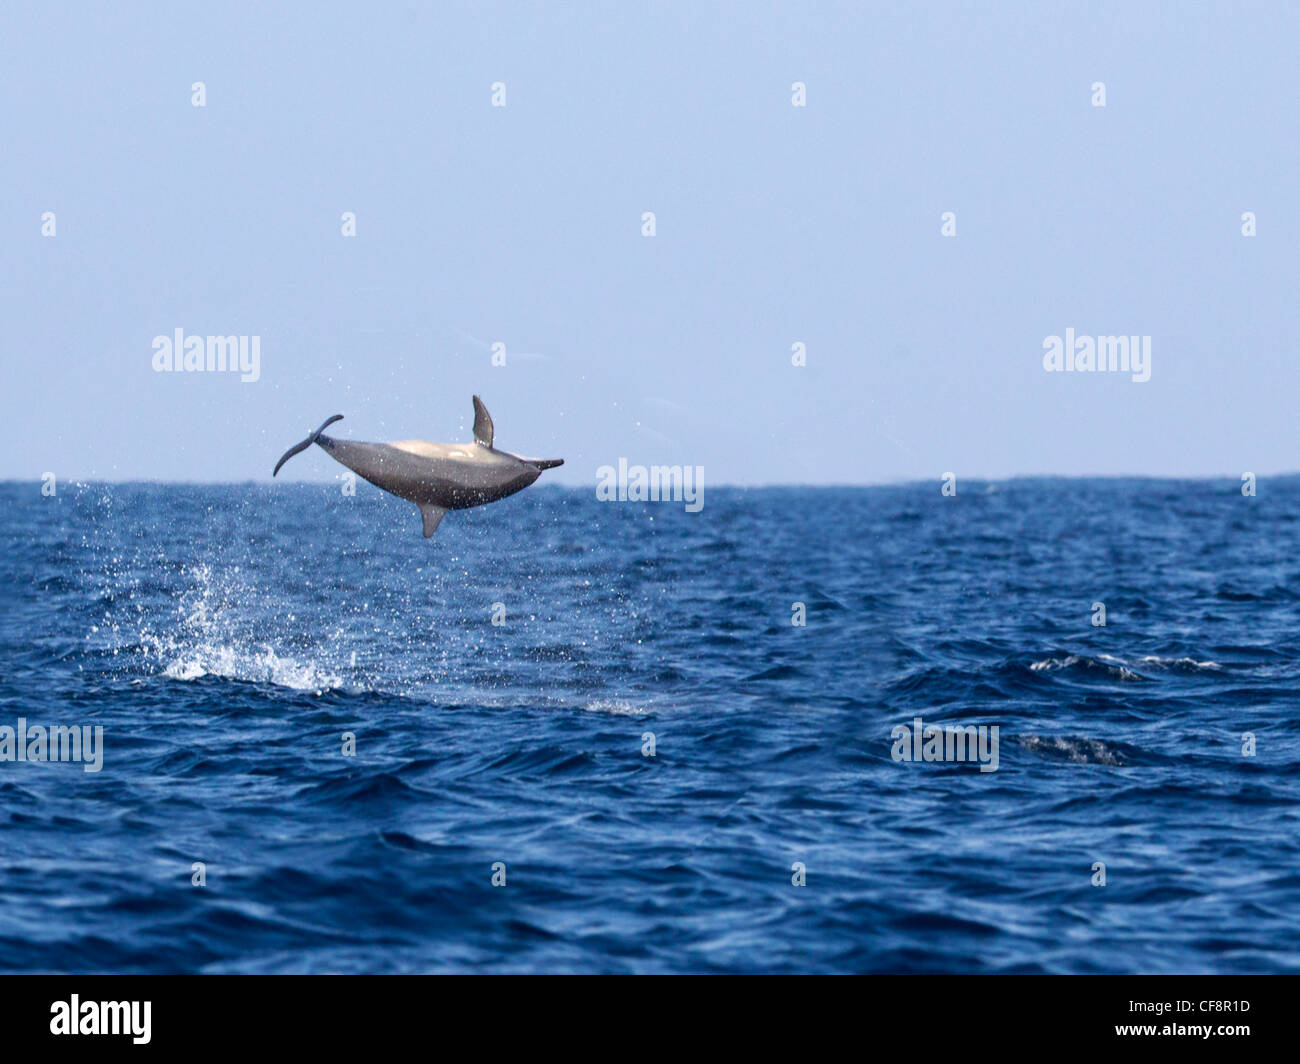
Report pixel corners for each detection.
[2,1,1296,484]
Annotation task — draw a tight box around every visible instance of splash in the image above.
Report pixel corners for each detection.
[583,699,651,716]
[161,643,344,692]
[134,564,347,693]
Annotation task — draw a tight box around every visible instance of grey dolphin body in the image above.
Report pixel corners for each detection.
[273,396,563,538]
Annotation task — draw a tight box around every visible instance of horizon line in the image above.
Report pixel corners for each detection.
[3,471,1297,489]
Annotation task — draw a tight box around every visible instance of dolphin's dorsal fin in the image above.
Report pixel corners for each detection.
[472,395,494,447]
[418,503,447,538]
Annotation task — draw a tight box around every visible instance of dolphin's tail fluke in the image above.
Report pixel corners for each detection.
[273,414,344,476]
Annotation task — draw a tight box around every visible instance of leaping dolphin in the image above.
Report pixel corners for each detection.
[273,396,563,538]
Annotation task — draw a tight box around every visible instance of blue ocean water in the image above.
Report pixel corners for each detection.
[1,478,1298,974]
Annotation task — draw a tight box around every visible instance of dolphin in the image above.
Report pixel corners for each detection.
[272,395,563,538]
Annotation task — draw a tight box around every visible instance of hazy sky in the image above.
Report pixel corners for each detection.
[2,1,1296,485]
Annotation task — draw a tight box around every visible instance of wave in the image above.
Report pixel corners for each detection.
[1016,734,1140,766]
[1135,655,1223,672]
[1028,654,1149,682]
[1028,652,1223,683]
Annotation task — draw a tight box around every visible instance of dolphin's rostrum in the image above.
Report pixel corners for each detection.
[273,396,563,538]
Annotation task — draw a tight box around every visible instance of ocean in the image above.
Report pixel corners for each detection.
[2,478,1297,973]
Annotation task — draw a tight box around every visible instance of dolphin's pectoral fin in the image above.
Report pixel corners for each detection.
[418,503,447,538]
[472,395,494,448]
